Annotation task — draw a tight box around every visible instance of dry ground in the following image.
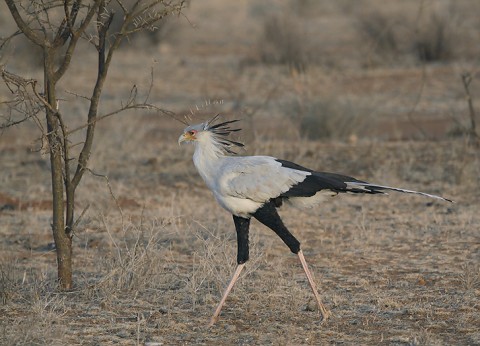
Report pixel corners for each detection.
[1,0,480,345]
[1,123,479,345]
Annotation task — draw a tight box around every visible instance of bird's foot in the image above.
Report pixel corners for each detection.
[208,316,218,327]
[320,308,332,323]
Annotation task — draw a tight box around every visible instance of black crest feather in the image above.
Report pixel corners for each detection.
[206,114,244,154]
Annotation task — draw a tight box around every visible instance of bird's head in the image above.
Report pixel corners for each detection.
[178,123,205,144]
[178,114,244,154]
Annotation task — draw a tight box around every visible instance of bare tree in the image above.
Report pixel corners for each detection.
[461,73,479,143]
[1,0,186,290]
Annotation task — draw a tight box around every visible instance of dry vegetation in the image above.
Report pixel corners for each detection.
[1,0,480,345]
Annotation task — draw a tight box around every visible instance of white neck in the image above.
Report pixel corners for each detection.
[192,132,225,187]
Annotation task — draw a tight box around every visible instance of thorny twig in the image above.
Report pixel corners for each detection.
[461,73,479,142]
[1,67,184,136]
[67,99,178,136]
[85,167,124,224]
[71,203,91,237]
[0,68,44,132]
[405,64,428,139]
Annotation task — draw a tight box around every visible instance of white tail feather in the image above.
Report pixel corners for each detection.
[348,182,454,203]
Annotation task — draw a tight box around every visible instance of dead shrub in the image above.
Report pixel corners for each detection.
[413,13,455,62]
[357,11,401,58]
[356,7,462,64]
[258,14,308,73]
[0,262,15,304]
[288,98,371,140]
[107,1,177,47]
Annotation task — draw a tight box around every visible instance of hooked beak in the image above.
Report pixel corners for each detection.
[178,132,194,145]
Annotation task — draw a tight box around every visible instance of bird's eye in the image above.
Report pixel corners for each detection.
[188,130,197,136]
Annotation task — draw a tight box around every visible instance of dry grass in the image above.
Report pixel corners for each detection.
[1,0,480,344]
[1,128,479,344]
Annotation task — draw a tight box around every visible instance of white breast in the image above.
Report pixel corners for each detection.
[213,192,263,217]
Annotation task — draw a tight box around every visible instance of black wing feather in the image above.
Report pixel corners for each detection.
[276,159,385,197]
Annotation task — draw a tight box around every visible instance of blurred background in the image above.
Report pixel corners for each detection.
[2,0,480,143]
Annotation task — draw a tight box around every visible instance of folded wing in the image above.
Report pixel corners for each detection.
[218,157,452,209]
[218,156,310,203]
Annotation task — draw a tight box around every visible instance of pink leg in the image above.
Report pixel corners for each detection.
[209,263,245,326]
[297,250,330,321]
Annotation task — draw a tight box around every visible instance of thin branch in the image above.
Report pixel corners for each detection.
[132,0,175,20]
[1,69,44,130]
[53,0,84,47]
[71,203,90,237]
[71,1,114,189]
[0,30,23,51]
[53,6,71,47]
[144,66,155,104]
[127,3,182,35]
[66,101,176,136]
[52,99,72,190]
[4,0,47,47]
[30,78,58,114]
[69,0,83,29]
[130,0,143,14]
[85,168,124,223]
[28,1,48,41]
[53,0,103,82]
[64,89,91,101]
[77,0,104,36]
[405,63,428,139]
[115,0,128,14]
[0,114,31,129]
[461,73,479,141]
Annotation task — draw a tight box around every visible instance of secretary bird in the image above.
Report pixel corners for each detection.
[178,115,452,326]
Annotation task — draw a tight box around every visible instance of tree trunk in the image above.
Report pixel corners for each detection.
[49,142,73,290]
[44,49,73,290]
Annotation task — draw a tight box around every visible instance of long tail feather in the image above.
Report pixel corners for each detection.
[347,182,454,203]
